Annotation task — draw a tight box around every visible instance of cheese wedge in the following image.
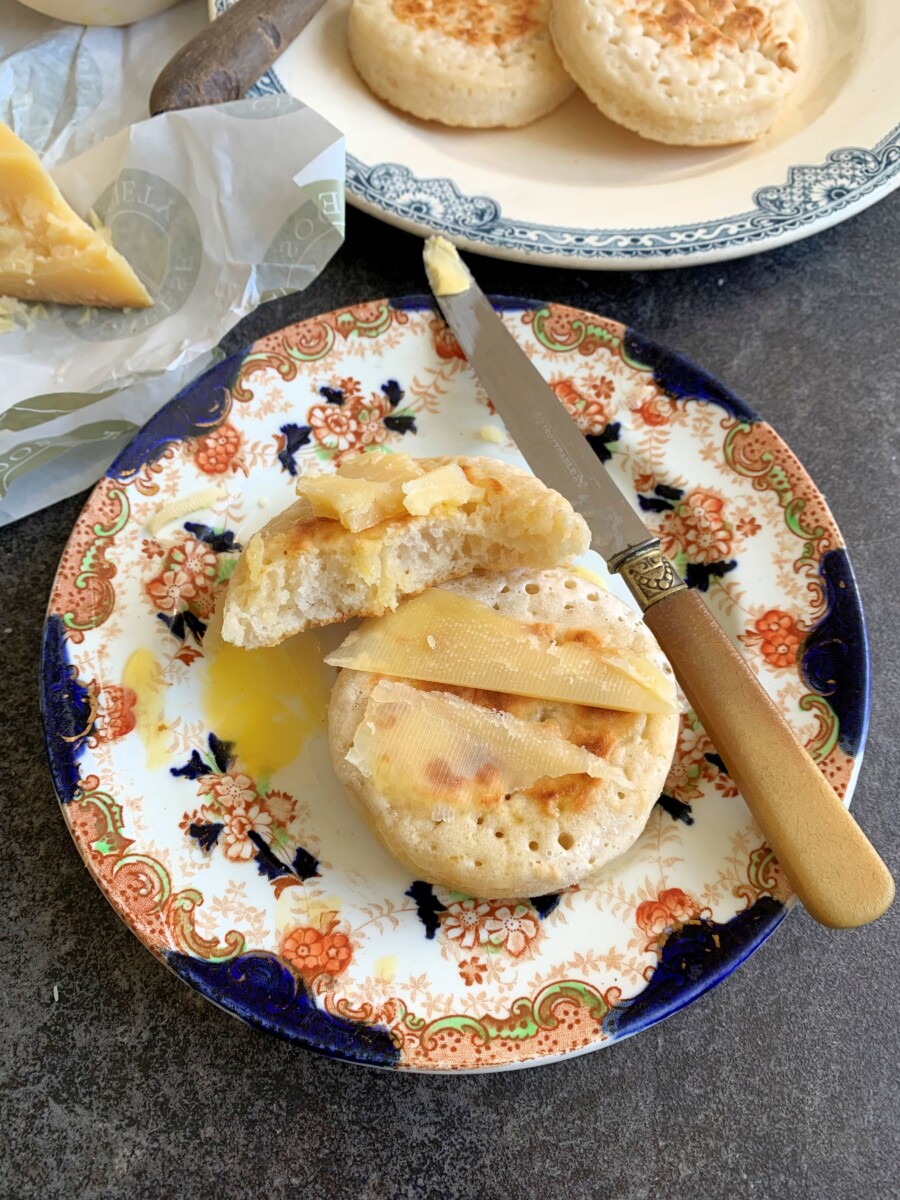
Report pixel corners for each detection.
[326,587,677,715]
[347,679,626,816]
[0,121,152,309]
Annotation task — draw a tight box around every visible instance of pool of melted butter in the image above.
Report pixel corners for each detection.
[122,599,332,784]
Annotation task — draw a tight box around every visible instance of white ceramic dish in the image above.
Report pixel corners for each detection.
[17,0,182,25]
[213,0,900,269]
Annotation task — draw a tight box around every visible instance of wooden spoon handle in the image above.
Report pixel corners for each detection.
[150,0,327,115]
[643,586,894,928]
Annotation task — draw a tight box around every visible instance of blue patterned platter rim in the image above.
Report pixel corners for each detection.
[344,131,900,267]
[41,296,869,1070]
[212,0,900,268]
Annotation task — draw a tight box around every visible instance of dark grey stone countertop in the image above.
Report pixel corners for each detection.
[2,199,898,1200]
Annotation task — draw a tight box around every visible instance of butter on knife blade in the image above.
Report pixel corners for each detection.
[423,235,471,296]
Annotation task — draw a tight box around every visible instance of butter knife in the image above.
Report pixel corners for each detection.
[424,236,893,930]
[150,0,327,116]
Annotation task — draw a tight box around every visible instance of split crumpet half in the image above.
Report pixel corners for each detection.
[222,455,589,648]
[347,0,576,128]
[550,0,808,146]
[328,569,680,897]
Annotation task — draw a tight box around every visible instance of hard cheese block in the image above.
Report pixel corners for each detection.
[0,121,152,308]
[326,588,677,715]
[347,679,625,815]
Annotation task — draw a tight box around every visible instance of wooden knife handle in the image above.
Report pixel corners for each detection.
[643,586,894,928]
[149,0,326,115]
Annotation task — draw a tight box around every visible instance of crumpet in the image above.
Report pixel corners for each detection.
[348,0,576,128]
[550,0,808,146]
[329,569,679,897]
[222,458,589,648]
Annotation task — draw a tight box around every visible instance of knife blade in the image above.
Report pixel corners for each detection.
[429,269,651,565]
[424,235,894,930]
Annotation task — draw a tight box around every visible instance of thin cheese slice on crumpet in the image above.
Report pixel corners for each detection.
[328,569,679,897]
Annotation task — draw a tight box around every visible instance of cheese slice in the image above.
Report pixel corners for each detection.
[0,121,152,308]
[401,463,484,515]
[145,486,226,536]
[337,451,424,485]
[298,473,403,532]
[327,588,676,715]
[296,456,485,531]
[297,453,427,531]
[347,679,624,815]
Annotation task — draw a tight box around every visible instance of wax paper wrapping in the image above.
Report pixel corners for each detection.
[0,0,209,167]
[0,1,345,525]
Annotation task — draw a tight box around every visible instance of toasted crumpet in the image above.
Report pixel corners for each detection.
[222,459,589,648]
[329,569,679,897]
[348,0,575,128]
[550,0,808,146]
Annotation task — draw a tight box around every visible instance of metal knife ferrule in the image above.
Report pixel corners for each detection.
[607,539,688,613]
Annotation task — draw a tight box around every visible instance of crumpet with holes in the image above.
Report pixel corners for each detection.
[347,0,575,128]
[328,568,679,897]
[222,458,589,649]
[550,0,808,146]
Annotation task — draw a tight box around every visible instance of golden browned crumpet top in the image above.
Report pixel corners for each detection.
[626,0,800,71]
[549,0,806,146]
[390,0,544,47]
[348,0,573,129]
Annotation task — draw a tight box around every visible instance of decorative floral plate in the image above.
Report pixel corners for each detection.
[41,297,869,1071]
[211,0,900,269]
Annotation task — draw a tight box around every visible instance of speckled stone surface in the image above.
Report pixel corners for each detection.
[2,197,898,1200]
